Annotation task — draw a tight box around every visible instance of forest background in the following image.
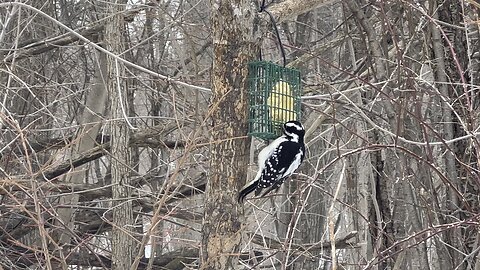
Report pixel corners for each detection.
[1,0,480,269]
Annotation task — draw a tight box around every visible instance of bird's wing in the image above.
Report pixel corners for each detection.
[257,141,303,190]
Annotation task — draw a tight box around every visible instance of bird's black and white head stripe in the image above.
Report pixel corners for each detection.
[238,120,306,202]
[284,121,304,131]
[283,121,305,143]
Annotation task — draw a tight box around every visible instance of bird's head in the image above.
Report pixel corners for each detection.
[282,120,305,142]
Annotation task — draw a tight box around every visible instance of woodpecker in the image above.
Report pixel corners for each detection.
[239,120,305,202]
[267,81,297,126]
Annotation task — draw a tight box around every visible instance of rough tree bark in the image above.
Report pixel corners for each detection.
[200,1,258,269]
[104,0,136,269]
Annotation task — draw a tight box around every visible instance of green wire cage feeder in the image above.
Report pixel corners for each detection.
[247,61,302,140]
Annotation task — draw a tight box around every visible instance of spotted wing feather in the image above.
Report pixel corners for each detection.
[256,140,305,196]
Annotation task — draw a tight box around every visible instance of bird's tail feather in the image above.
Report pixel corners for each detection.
[238,181,258,203]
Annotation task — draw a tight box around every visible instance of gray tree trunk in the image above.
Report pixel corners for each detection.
[53,46,108,248]
[104,1,136,269]
[200,1,258,269]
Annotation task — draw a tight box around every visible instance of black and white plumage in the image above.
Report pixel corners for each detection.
[238,120,305,203]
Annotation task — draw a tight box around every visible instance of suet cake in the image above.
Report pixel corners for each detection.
[267,81,297,127]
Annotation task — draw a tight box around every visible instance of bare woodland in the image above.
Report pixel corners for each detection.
[1,0,480,269]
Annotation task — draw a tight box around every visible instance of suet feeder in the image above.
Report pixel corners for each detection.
[247,61,302,140]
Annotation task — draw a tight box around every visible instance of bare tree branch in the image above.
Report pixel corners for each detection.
[269,0,338,23]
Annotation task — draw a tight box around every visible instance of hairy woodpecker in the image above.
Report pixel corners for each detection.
[238,120,305,203]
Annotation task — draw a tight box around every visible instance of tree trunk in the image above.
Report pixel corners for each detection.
[104,1,136,269]
[53,47,108,249]
[200,1,258,269]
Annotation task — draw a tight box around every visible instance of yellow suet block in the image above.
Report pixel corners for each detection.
[267,81,297,124]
